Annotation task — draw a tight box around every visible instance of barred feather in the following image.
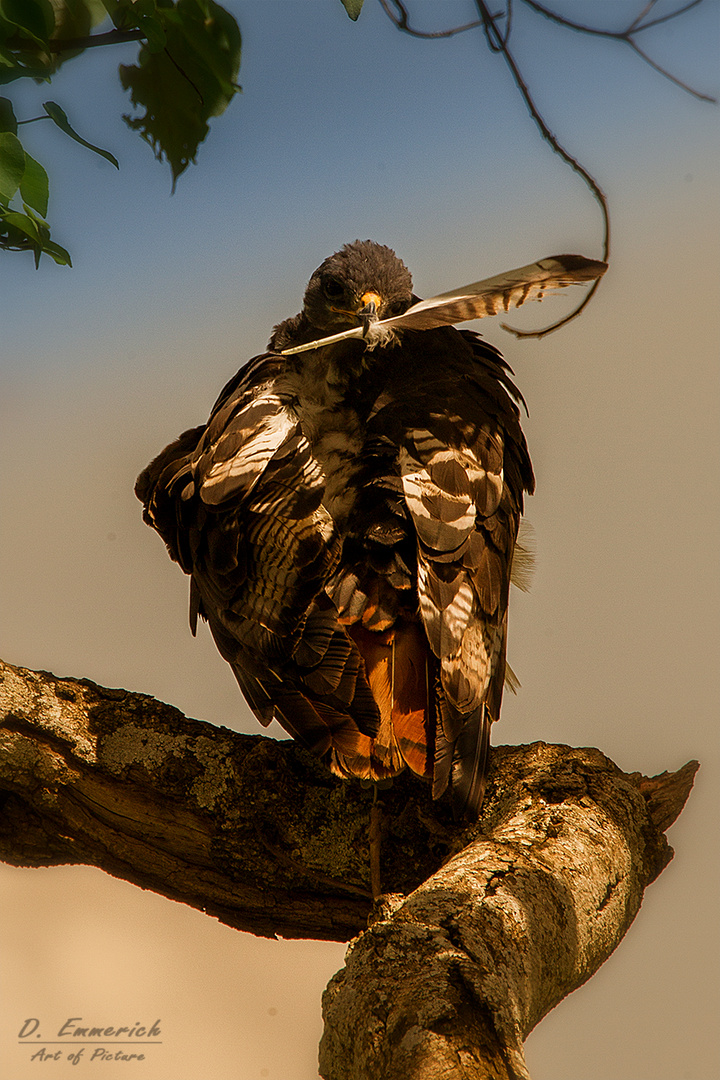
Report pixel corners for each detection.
[280,254,607,355]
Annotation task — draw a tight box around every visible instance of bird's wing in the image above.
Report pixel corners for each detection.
[377,328,533,816]
[401,425,519,816]
[280,254,607,355]
[323,329,533,812]
[135,424,207,573]
[138,355,383,753]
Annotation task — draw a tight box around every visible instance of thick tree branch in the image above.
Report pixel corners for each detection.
[0,656,463,940]
[320,752,697,1079]
[0,657,697,1076]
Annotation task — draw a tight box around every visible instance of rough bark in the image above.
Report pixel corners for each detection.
[0,657,697,1077]
[319,752,697,1079]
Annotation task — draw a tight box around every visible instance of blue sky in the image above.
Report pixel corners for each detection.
[1,2,719,1078]
[2,0,716,359]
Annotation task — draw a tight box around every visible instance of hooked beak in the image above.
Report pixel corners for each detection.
[327,291,384,334]
[359,290,383,334]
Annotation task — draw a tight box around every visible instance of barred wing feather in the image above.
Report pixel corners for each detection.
[382,254,607,331]
[281,254,607,355]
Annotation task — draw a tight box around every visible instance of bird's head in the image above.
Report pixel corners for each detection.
[302,240,414,335]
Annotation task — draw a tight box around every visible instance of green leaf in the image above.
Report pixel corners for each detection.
[43,100,119,167]
[0,128,24,200]
[101,0,136,32]
[0,59,53,83]
[2,207,41,242]
[1,205,71,265]
[20,150,48,215]
[37,234,72,264]
[137,11,165,52]
[119,0,241,187]
[50,0,107,40]
[0,95,17,132]
[0,0,110,77]
[0,0,56,44]
[131,0,157,17]
[339,0,364,19]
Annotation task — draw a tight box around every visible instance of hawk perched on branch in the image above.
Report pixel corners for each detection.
[137,241,606,817]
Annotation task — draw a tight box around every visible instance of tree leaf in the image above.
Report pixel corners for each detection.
[0,0,56,45]
[37,235,72,264]
[0,129,24,201]
[119,0,241,187]
[20,150,49,215]
[339,0,364,19]
[0,60,53,83]
[137,12,166,52]
[1,206,71,265]
[0,94,17,132]
[42,100,119,167]
[2,207,41,242]
[101,0,138,32]
[49,0,106,41]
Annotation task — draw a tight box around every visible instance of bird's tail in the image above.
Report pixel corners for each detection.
[433,697,492,819]
[332,621,434,782]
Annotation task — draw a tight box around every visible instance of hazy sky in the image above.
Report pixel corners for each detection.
[2,2,719,1078]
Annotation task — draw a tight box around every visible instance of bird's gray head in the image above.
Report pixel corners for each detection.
[302,240,414,334]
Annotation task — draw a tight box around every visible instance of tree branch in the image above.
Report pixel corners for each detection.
[0,657,697,1076]
[319,751,698,1078]
[377,0,484,39]
[0,656,467,940]
[473,0,610,338]
[8,29,147,54]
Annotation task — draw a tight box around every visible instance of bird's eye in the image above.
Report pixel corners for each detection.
[387,300,406,316]
[322,278,344,300]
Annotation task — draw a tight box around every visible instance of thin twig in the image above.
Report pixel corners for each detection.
[521,0,701,38]
[504,0,514,47]
[378,0,483,39]
[375,0,713,334]
[475,0,609,337]
[624,35,716,101]
[521,0,716,102]
[628,0,660,33]
[629,0,704,32]
[46,28,145,52]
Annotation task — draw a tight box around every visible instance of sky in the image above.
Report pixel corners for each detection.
[1,0,719,1077]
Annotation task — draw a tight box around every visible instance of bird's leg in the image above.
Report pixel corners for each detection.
[368,783,383,901]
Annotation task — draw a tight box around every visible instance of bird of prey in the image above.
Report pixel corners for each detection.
[136,241,606,819]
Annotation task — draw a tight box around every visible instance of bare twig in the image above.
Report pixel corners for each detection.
[475,0,609,337]
[378,0,483,39]
[378,0,714,102]
[377,0,715,336]
[522,0,716,103]
[629,0,704,32]
[623,34,715,101]
[45,28,145,52]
